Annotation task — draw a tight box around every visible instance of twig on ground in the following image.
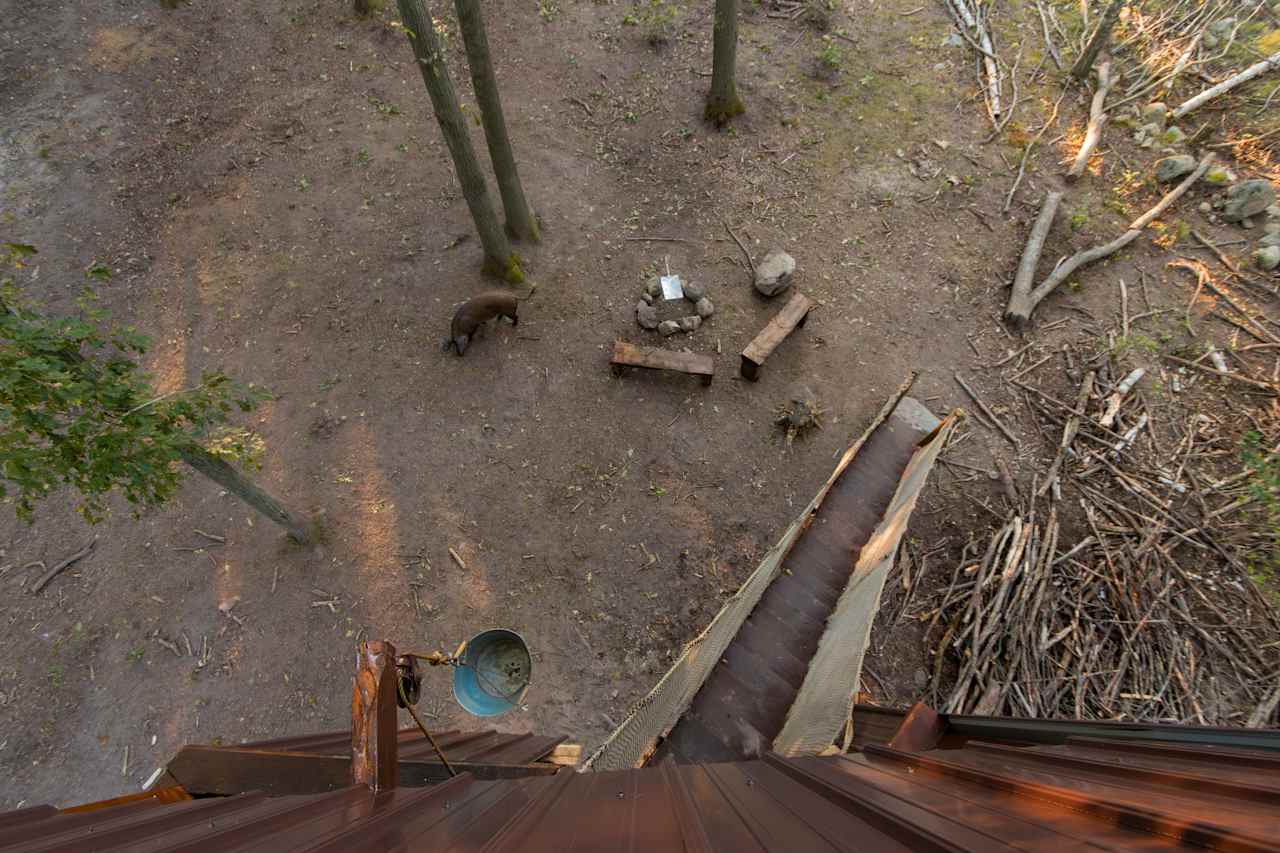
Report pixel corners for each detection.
[31,537,97,594]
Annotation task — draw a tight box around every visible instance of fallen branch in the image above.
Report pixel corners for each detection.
[1070,0,1123,81]
[1005,154,1215,327]
[941,0,1001,124]
[1171,50,1280,120]
[1164,354,1279,394]
[31,537,97,594]
[1067,59,1113,180]
[955,373,1020,449]
[1006,191,1063,324]
[720,216,755,278]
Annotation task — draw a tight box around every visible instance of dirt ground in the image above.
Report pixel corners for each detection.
[2,0,1277,808]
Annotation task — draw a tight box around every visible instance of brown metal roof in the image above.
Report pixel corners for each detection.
[7,730,1280,852]
[238,727,565,767]
[652,407,930,764]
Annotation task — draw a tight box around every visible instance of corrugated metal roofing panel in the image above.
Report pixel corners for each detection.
[7,744,1280,851]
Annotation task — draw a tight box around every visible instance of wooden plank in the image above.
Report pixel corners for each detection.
[740,292,812,381]
[351,639,398,791]
[611,340,714,385]
[166,747,560,796]
[545,743,584,766]
[60,785,191,814]
[887,702,947,753]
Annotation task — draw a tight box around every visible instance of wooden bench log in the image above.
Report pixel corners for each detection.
[741,292,813,381]
[610,340,714,386]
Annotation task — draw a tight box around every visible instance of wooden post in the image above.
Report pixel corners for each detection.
[351,640,399,791]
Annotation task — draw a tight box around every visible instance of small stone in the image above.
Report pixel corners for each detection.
[644,278,662,299]
[1207,17,1235,37]
[1155,154,1196,183]
[636,301,659,330]
[1259,233,1280,248]
[754,250,796,297]
[1266,205,1280,221]
[682,280,705,301]
[913,669,928,688]
[678,315,701,332]
[640,290,654,304]
[1140,102,1167,131]
[1223,179,1277,223]
[658,320,681,336]
[1254,245,1280,271]
[1199,202,1212,214]
[1160,126,1185,145]
[1242,217,1255,229]
[1263,222,1280,236]
[1202,31,1220,49]
[942,32,964,48]
[695,297,715,318]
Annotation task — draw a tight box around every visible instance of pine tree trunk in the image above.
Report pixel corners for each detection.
[396,0,523,281]
[178,444,314,545]
[1071,0,1123,80]
[454,0,539,242]
[354,0,373,16]
[705,0,744,125]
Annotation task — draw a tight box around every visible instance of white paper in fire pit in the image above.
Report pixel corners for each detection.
[660,274,684,300]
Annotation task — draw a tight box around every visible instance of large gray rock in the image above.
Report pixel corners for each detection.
[1155,155,1197,183]
[1223,180,1277,223]
[695,297,715,318]
[1255,245,1280,270]
[682,280,705,301]
[1259,233,1280,248]
[636,301,658,330]
[658,320,681,336]
[754,250,796,297]
[678,315,702,332]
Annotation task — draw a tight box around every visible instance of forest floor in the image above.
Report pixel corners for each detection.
[2,0,1278,808]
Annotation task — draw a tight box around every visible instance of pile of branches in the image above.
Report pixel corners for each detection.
[927,353,1280,726]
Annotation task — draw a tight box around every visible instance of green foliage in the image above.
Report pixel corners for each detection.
[801,0,837,31]
[0,244,266,525]
[538,0,559,21]
[1240,431,1280,596]
[817,36,845,72]
[623,0,679,45]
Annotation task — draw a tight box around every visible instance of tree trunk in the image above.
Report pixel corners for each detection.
[1071,0,1123,80]
[354,0,373,16]
[453,0,539,243]
[395,0,523,282]
[178,444,314,545]
[705,0,743,125]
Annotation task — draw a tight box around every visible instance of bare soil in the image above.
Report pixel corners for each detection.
[2,0,1276,808]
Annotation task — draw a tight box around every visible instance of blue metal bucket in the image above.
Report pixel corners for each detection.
[452,629,531,717]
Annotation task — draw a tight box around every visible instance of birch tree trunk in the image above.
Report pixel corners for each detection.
[177,444,313,544]
[396,0,523,282]
[705,0,744,124]
[454,0,539,242]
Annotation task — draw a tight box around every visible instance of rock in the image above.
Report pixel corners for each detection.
[1202,31,1219,49]
[1199,202,1212,214]
[639,290,654,305]
[678,315,701,332]
[636,301,658,330]
[1207,17,1236,37]
[1266,205,1280,221]
[695,297,715,318]
[1141,102,1167,131]
[1242,217,1255,229]
[1155,154,1197,183]
[943,32,964,47]
[754,249,796,297]
[644,278,662,299]
[1204,166,1234,185]
[1264,222,1280,236]
[1223,179,1277,223]
[681,280,705,301]
[1160,126,1186,145]
[658,320,681,336]
[1260,233,1280,248]
[913,668,928,688]
[1254,245,1280,271]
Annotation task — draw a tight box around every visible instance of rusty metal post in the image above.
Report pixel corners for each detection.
[351,640,398,791]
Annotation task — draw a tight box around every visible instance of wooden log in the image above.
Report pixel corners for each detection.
[1005,192,1063,327]
[740,292,813,381]
[1066,60,1113,180]
[351,640,398,791]
[1172,50,1280,120]
[610,340,714,386]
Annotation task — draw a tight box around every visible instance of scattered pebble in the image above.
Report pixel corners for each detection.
[1154,154,1196,183]
[636,301,658,330]
[678,315,702,332]
[658,320,680,336]
[1255,245,1280,271]
[682,280,705,301]
[1223,179,1277,223]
